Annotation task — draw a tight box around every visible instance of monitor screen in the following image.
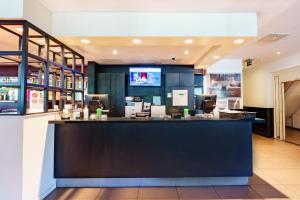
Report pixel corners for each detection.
[129,67,161,86]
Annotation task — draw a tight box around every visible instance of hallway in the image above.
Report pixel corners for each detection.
[45,134,300,200]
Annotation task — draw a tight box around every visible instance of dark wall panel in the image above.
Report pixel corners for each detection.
[91,64,196,115]
[96,73,110,94]
[110,73,125,117]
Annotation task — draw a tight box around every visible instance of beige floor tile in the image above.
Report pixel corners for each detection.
[97,187,138,200]
[138,187,178,199]
[177,187,219,199]
[282,184,300,198]
[57,188,102,200]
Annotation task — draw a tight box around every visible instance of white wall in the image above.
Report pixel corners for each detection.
[243,65,273,108]
[52,12,257,37]
[0,116,24,200]
[0,0,52,33]
[0,113,57,200]
[0,0,23,18]
[22,113,57,200]
[207,59,243,74]
[23,0,52,33]
[243,51,300,108]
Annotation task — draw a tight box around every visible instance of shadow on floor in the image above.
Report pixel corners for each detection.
[45,174,289,200]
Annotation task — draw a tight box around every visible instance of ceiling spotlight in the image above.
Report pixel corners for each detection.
[16,27,23,32]
[277,51,281,55]
[52,47,61,52]
[233,38,245,45]
[132,38,142,45]
[184,39,194,44]
[184,50,189,55]
[80,39,91,44]
[112,50,118,55]
[213,55,220,60]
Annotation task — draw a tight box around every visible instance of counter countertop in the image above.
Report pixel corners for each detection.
[49,117,253,124]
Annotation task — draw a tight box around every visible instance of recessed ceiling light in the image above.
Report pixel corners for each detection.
[213,55,220,60]
[277,51,281,55]
[112,50,118,55]
[184,50,189,55]
[16,27,23,32]
[80,39,91,44]
[132,38,142,45]
[234,38,245,45]
[52,47,61,52]
[184,39,194,44]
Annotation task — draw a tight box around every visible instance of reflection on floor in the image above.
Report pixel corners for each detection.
[286,127,300,146]
[46,134,300,200]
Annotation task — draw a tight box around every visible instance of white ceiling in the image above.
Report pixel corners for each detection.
[57,37,252,66]
[2,0,300,67]
[230,0,300,64]
[39,0,300,66]
[38,0,297,27]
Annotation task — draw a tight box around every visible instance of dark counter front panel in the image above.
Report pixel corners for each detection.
[54,120,252,178]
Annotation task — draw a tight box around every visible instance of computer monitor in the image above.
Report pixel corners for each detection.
[85,94,109,114]
[195,94,217,114]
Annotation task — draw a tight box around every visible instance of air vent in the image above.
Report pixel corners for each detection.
[259,33,289,42]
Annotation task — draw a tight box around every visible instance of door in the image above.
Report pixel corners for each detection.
[284,80,300,145]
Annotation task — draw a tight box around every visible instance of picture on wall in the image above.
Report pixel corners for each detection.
[207,73,241,98]
[228,98,241,110]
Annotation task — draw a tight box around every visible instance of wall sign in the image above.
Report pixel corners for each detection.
[172,90,188,106]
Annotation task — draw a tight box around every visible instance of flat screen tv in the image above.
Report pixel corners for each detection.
[129,67,161,86]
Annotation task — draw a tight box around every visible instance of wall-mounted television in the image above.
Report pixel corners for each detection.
[129,67,161,86]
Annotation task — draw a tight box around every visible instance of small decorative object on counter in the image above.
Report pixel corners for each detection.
[96,108,102,119]
[83,106,89,120]
[184,108,189,118]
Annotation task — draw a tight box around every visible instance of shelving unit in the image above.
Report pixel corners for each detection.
[0,20,85,115]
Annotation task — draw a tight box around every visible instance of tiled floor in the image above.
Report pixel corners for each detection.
[45,134,300,200]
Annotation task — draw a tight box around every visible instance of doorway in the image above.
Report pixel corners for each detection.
[284,80,300,145]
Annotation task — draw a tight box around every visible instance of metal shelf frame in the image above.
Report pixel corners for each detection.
[0,20,85,115]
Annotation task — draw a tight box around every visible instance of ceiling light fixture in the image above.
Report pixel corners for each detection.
[277,51,281,55]
[112,50,118,55]
[233,38,245,45]
[184,50,189,55]
[213,55,220,60]
[132,38,142,45]
[184,39,194,44]
[16,27,23,32]
[80,39,91,44]
[52,47,61,52]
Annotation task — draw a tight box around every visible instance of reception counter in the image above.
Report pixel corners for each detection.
[50,117,253,186]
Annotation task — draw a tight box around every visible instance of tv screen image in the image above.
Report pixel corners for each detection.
[129,68,161,86]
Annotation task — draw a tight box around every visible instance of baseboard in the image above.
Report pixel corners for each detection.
[40,183,56,200]
[57,177,249,187]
